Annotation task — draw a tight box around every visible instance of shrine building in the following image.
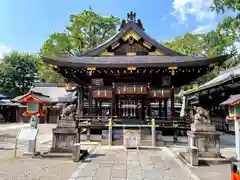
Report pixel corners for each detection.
[42,12,227,132]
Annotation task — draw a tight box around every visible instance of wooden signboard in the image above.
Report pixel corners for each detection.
[123,129,140,134]
[92,78,103,86]
[162,76,170,87]
[123,129,140,148]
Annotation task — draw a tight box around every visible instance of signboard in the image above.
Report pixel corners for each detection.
[162,76,170,87]
[91,78,103,86]
[18,128,38,141]
[123,129,140,134]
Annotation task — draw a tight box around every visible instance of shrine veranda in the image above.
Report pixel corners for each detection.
[42,12,227,144]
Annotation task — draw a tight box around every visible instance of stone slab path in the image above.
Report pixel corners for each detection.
[69,146,193,180]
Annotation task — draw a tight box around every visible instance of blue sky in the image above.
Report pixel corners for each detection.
[0,0,234,56]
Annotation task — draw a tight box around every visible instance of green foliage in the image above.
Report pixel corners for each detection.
[40,7,121,56]
[39,7,121,83]
[0,52,39,97]
[211,0,240,13]
[37,60,65,84]
[164,33,205,56]
[164,24,239,89]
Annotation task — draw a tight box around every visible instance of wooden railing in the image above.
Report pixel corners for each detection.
[154,117,190,131]
[75,115,190,131]
[76,115,110,127]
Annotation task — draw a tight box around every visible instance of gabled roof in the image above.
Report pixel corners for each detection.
[13,91,52,103]
[83,13,184,56]
[42,11,228,71]
[220,94,240,105]
[12,83,77,103]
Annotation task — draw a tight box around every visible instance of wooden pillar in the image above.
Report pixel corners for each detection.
[116,97,119,117]
[112,83,116,117]
[99,100,102,117]
[171,87,175,119]
[158,99,162,117]
[146,83,151,118]
[76,86,84,116]
[80,86,84,116]
[76,86,81,115]
[163,99,168,119]
[88,86,93,115]
[95,99,98,116]
[141,99,145,120]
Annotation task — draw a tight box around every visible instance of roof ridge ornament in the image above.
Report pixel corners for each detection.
[127,11,136,22]
[119,11,144,31]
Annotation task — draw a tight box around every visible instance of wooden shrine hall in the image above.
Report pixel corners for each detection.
[42,12,227,130]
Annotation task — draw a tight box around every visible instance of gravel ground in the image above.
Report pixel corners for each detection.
[0,124,80,180]
[0,124,56,149]
[0,124,56,137]
[0,124,100,180]
[0,150,79,180]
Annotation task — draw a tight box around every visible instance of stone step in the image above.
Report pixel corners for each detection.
[140,135,152,140]
[140,140,152,146]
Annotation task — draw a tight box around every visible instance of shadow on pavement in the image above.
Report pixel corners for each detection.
[88,153,105,158]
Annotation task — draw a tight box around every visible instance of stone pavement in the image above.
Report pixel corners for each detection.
[168,133,237,180]
[69,146,194,180]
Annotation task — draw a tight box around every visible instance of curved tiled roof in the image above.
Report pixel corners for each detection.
[42,55,227,68]
[184,64,240,95]
[82,22,184,56]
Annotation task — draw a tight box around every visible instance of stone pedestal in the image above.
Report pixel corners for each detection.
[187,124,222,158]
[50,120,79,153]
[189,146,198,166]
[191,123,216,132]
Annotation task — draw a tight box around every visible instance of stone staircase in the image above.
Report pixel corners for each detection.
[140,128,152,146]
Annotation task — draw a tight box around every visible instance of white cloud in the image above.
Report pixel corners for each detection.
[0,44,11,58]
[172,0,216,23]
[192,24,216,34]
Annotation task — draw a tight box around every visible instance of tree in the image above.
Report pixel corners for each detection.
[164,33,205,57]
[211,0,240,13]
[37,60,65,84]
[164,31,235,88]
[0,52,39,97]
[215,16,240,69]
[39,7,121,83]
[41,7,120,56]
[211,0,240,64]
